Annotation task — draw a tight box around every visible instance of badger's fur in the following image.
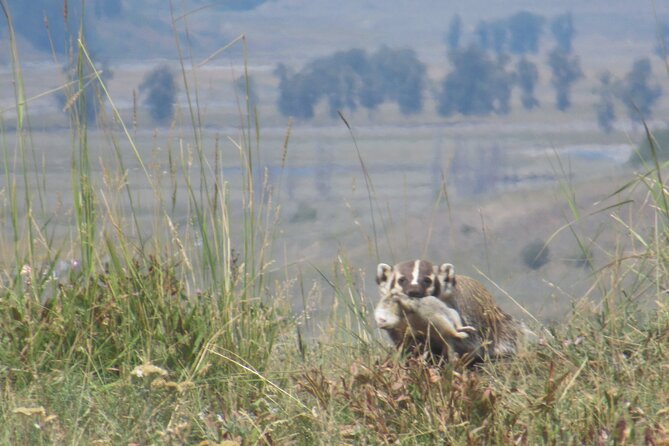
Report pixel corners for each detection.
[375,260,524,363]
[434,262,521,362]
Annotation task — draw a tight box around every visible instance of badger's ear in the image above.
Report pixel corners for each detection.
[437,263,456,287]
[376,263,392,286]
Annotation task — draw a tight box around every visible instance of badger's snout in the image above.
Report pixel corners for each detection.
[406,286,424,298]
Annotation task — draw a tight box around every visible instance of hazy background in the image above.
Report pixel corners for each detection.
[1,0,669,324]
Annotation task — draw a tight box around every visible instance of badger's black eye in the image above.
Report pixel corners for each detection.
[422,277,432,287]
[397,277,407,286]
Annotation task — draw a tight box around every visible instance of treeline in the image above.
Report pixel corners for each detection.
[440,10,585,116]
[275,11,664,130]
[595,58,662,133]
[274,47,427,119]
[275,11,582,120]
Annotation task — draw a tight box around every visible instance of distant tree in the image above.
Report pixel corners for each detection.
[439,45,494,116]
[547,47,583,111]
[139,65,178,124]
[618,58,662,122]
[310,49,367,117]
[507,11,545,55]
[492,55,515,115]
[551,12,575,52]
[516,57,539,109]
[57,56,113,125]
[370,46,426,115]
[446,14,463,52]
[476,20,509,56]
[596,99,616,134]
[275,65,318,119]
[488,21,509,56]
[475,21,491,51]
[437,45,514,116]
[654,23,669,59]
[358,64,386,112]
[595,72,616,133]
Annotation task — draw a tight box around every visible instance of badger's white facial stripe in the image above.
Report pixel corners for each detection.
[410,259,421,285]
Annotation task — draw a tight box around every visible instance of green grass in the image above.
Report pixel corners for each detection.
[2,3,669,445]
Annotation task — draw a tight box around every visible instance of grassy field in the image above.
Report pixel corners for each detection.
[2,6,669,445]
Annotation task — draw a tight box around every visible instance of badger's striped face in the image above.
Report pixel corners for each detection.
[376,259,440,298]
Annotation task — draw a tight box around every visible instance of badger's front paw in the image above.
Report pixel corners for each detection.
[390,291,408,303]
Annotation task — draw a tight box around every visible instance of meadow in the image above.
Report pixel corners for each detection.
[2,9,669,445]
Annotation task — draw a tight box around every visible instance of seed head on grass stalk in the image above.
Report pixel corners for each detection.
[0,0,48,272]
